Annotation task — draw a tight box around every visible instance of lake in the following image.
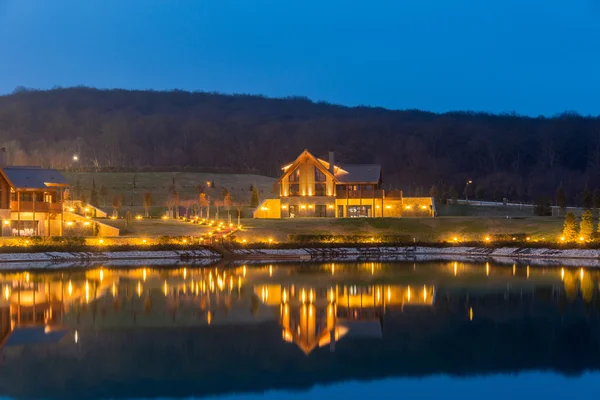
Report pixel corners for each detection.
[1,260,600,399]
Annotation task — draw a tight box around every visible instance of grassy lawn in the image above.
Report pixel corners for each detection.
[101,218,214,237]
[63,171,276,212]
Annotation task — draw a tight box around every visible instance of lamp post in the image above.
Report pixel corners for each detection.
[465,180,473,204]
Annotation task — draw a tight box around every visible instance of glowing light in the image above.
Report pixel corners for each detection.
[268,238,273,243]
[68,280,73,296]
[407,286,411,302]
[513,264,516,276]
[4,285,9,300]
[243,266,246,277]
[112,282,116,297]
[300,205,307,209]
[100,269,104,283]
[26,272,29,283]
[329,289,334,303]
[308,205,314,209]
[282,289,287,304]
[560,237,565,242]
[371,237,375,242]
[162,215,168,220]
[454,262,458,276]
[328,205,334,209]
[561,268,565,281]
[66,221,73,226]
[183,268,187,280]
[301,288,306,304]
[182,239,187,244]
[242,239,247,243]
[385,205,392,209]
[137,281,142,297]
[99,239,104,244]
[85,280,90,303]
[405,205,412,210]
[387,287,391,302]
[269,265,273,277]
[261,207,268,211]
[309,289,314,304]
[486,262,490,276]
[423,285,427,301]
[84,221,90,226]
[135,215,143,220]
[580,268,584,280]
[142,239,147,244]
[527,265,530,279]
[469,307,473,321]
[526,237,531,241]
[579,237,585,242]
[485,236,490,242]
[207,311,212,325]
[453,237,458,242]
[143,268,147,282]
[331,263,335,275]
[421,205,427,210]
[3,220,9,226]
[74,330,79,344]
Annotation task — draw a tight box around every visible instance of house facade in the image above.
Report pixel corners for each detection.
[254,150,434,218]
[0,166,69,237]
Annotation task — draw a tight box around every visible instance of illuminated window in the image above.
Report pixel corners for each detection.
[289,167,301,183]
[314,167,326,182]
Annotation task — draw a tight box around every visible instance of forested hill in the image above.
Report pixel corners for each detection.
[0,87,599,203]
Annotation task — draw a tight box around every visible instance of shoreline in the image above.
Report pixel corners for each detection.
[0,245,599,269]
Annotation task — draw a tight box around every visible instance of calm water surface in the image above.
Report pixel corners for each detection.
[1,261,600,399]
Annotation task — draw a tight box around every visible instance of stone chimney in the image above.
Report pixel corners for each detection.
[328,150,335,175]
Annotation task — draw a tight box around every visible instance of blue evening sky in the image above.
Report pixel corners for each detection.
[0,0,599,116]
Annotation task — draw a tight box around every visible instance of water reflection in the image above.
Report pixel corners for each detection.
[0,261,599,399]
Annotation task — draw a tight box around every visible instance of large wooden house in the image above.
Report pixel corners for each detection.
[0,166,69,236]
[254,150,434,218]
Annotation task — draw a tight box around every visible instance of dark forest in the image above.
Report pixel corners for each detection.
[1,87,599,205]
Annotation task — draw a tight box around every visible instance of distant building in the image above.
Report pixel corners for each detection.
[254,149,434,218]
[0,166,69,236]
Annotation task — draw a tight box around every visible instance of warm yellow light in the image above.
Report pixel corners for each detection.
[405,205,412,210]
[301,288,306,304]
[268,238,273,243]
[2,220,9,226]
[453,237,458,242]
[407,285,411,302]
[110,216,117,220]
[162,215,168,220]
[309,289,314,304]
[281,205,287,209]
[163,280,168,296]
[300,205,307,209]
[99,239,104,244]
[485,236,490,242]
[68,280,73,296]
[261,207,268,211]
[454,262,458,276]
[143,268,147,282]
[85,280,90,303]
[308,204,314,209]
[84,221,90,226]
[526,237,531,241]
[66,221,73,226]
[560,237,565,242]
[469,307,473,321]
[421,205,427,210]
[385,205,392,209]
[580,268,585,280]
[486,262,490,276]
[4,285,9,300]
[329,289,334,303]
[331,263,335,275]
[269,265,273,277]
[137,281,142,297]
[243,265,246,277]
[182,239,187,244]
[376,205,380,209]
[561,268,565,281]
[242,239,247,243]
[135,215,142,220]
[328,205,334,209]
[142,239,147,244]
[100,269,104,283]
[26,272,29,283]
[423,285,427,301]
[183,268,187,280]
[579,237,585,242]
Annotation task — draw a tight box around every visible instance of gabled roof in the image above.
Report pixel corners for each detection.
[281,150,382,184]
[279,149,336,183]
[335,164,381,183]
[0,166,69,190]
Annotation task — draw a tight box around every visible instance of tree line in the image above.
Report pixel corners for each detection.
[1,86,600,205]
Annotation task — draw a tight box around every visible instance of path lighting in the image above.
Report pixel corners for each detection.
[142,239,147,244]
[526,237,531,241]
[579,237,585,242]
[484,236,491,242]
[560,237,565,242]
[453,237,458,242]
[268,238,273,244]
[99,239,104,244]
[242,239,247,243]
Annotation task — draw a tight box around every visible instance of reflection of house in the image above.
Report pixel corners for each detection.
[254,150,434,218]
[0,166,69,236]
[0,282,67,351]
[256,283,434,354]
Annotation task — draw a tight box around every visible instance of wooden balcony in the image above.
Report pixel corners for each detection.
[336,189,385,199]
[10,201,63,213]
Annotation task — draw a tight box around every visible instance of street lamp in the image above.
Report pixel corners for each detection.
[465,180,473,203]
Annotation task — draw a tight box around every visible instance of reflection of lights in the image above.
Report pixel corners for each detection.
[331,263,335,275]
[580,268,584,280]
[137,281,142,297]
[513,264,516,276]
[423,285,427,302]
[243,266,246,277]
[329,289,335,303]
[85,281,90,303]
[207,311,212,325]
[112,282,116,297]
[269,265,273,277]
[301,289,306,304]
[26,272,30,283]
[454,262,458,276]
[469,307,473,321]
[486,262,489,276]
[100,269,104,283]
[163,280,168,296]
[376,287,381,302]
[143,268,147,282]
[183,268,187,280]
[68,280,73,296]
[387,287,391,302]
[74,330,79,344]
[4,285,9,300]
[283,289,287,304]
[527,265,530,279]
[561,268,565,281]
[407,286,411,302]
[309,289,314,304]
